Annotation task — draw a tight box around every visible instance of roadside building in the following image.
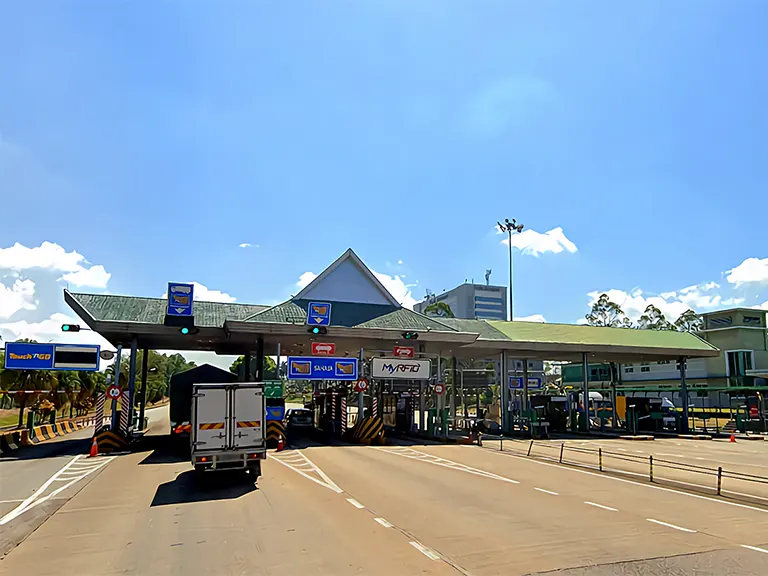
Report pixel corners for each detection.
[415,283,508,321]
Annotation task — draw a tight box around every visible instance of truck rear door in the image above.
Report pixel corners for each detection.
[193,385,229,452]
[232,385,265,450]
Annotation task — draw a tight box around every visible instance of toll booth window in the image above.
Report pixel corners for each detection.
[625,367,634,373]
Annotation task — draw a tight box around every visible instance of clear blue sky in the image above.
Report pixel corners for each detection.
[2,1,767,325]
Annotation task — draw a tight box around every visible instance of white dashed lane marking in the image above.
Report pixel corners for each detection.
[647,518,696,533]
[374,517,393,528]
[742,545,768,554]
[409,541,441,561]
[584,501,618,512]
[534,488,559,495]
[346,498,365,509]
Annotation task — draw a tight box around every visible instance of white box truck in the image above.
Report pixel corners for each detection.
[190,382,267,478]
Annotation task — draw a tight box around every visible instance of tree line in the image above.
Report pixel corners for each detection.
[0,343,195,429]
[585,294,703,332]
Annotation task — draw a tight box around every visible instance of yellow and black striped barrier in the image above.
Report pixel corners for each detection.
[94,429,129,453]
[266,420,285,448]
[0,418,90,455]
[350,417,385,445]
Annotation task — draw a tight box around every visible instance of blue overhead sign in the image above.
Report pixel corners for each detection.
[509,376,542,390]
[287,356,358,381]
[307,301,331,326]
[4,342,100,372]
[167,282,194,317]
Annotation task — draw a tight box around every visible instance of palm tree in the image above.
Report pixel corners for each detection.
[423,301,455,318]
[1,369,59,428]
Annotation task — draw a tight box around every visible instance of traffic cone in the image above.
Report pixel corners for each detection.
[730,434,736,443]
[89,437,99,457]
[277,436,285,452]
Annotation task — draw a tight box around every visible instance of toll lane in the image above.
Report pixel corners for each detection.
[304,444,721,575]
[414,444,768,561]
[0,444,457,575]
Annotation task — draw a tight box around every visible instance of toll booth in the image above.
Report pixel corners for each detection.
[625,397,672,433]
[380,380,420,434]
[312,382,349,438]
[531,394,568,432]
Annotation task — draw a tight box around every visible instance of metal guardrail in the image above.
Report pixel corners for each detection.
[478,434,768,500]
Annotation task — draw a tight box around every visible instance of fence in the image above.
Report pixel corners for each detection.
[478,434,768,505]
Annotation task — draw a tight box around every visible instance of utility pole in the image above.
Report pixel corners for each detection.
[497,218,524,321]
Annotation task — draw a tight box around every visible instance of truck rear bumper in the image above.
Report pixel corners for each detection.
[192,449,266,472]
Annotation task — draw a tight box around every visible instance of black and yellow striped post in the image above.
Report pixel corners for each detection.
[94,429,129,453]
[266,420,285,448]
[351,417,385,445]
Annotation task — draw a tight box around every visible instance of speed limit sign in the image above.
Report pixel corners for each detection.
[107,385,122,400]
[433,383,445,395]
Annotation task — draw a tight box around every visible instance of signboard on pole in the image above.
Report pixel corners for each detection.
[263,381,284,399]
[353,378,369,393]
[508,376,542,390]
[393,346,414,358]
[4,342,100,372]
[371,358,431,379]
[311,342,336,356]
[167,282,194,317]
[266,406,285,421]
[107,385,122,400]
[434,383,446,395]
[287,356,358,381]
[307,302,331,326]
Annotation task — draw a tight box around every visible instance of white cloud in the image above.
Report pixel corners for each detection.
[373,272,418,310]
[159,281,236,303]
[499,227,578,257]
[297,272,318,289]
[0,278,36,319]
[397,260,403,265]
[239,243,257,249]
[61,265,111,289]
[726,257,768,286]
[0,241,111,288]
[757,301,768,311]
[514,314,546,323]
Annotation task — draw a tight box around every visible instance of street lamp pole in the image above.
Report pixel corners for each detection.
[497,218,524,321]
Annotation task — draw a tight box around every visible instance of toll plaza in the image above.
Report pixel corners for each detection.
[62,248,721,446]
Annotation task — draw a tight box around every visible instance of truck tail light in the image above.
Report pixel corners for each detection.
[196,456,209,463]
[247,453,264,460]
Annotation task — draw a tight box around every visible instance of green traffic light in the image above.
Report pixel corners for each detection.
[180,327,189,335]
[312,327,320,334]
[62,325,70,331]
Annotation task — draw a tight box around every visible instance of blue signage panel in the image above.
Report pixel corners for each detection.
[3,342,100,372]
[266,406,286,421]
[4,342,55,370]
[307,301,331,326]
[509,376,542,390]
[167,282,194,317]
[287,356,358,381]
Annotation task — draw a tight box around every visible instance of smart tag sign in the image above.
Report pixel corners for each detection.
[3,342,101,372]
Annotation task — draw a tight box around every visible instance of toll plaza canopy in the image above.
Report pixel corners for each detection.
[63,248,720,364]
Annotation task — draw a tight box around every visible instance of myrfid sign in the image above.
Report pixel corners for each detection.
[371,358,431,380]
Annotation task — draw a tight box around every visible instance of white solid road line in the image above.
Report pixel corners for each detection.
[534,487,559,495]
[374,517,393,528]
[380,447,520,484]
[647,518,696,533]
[346,498,365,509]
[742,544,768,554]
[271,451,344,494]
[584,501,618,512]
[409,541,441,561]
[0,499,24,504]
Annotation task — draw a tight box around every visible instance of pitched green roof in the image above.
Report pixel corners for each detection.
[355,308,455,331]
[438,318,509,340]
[67,292,269,327]
[487,321,718,352]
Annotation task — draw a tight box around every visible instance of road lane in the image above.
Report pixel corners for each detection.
[304,444,722,575]
[0,442,457,575]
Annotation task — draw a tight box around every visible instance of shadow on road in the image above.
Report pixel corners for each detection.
[150,470,257,506]
[0,436,90,462]
[136,434,189,465]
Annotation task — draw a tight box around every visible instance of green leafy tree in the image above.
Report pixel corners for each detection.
[0,369,58,428]
[674,309,703,332]
[423,301,455,318]
[585,294,633,328]
[637,304,675,330]
[230,355,278,380]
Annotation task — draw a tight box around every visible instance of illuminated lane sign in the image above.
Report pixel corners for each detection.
[4,342,101,372]
[286,356,358,381]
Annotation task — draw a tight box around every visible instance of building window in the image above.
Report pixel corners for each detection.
[727,350,753,377]
[657,360,670,365]
[708,316,732,329]
[474,296,504,304]
[743,316,761,325]
[625,367,634,373]
[675,361,688,371]
[641,366,650,372]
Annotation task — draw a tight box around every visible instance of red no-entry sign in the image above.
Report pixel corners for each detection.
[393,346,414,358]
[311,342,336,356]
[354,378,369,393]
[433,383,445,395]
[107,385,122,400]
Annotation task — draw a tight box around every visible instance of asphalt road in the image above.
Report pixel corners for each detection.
[0,406,168,558]
[3,417,768,575]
